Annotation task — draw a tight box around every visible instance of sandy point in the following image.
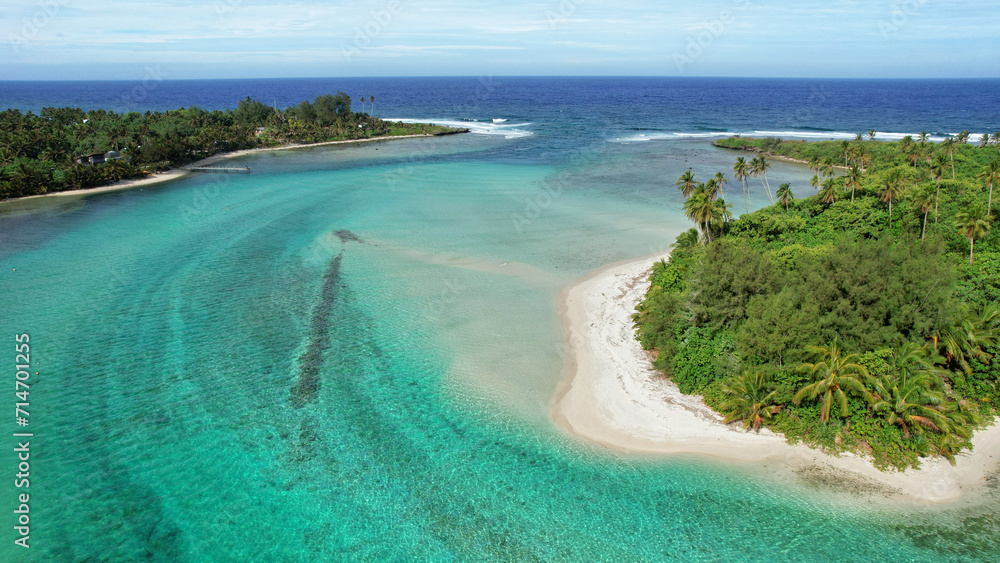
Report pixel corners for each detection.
[551,252,1000,505]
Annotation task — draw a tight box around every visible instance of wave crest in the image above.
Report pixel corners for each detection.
[611,130,987,144]
[388,118,533,140]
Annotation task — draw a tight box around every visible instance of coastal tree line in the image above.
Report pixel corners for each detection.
[0,93,450,200]
[636,134,1000,469]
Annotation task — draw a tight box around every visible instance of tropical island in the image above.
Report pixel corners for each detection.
[554,132,1000,503]
[631,133,998,471]
[0,92,462,200]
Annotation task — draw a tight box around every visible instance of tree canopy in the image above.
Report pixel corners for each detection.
[1,93,458,200]
[636,135,1000,470]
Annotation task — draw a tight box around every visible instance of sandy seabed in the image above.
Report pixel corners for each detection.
[552,253,1000,504]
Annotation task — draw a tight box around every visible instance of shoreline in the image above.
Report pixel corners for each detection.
[713,142,852,171]
[551,253,1000,505]
[4,133,451,204]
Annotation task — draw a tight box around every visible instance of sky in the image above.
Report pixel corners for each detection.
[0,0,998,80]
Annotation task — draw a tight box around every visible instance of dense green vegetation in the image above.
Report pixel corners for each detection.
[0,93,459,200]
[635,135,1000,470]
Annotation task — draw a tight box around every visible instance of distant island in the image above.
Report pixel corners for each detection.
[0,92,464,200]
[632,133,999,471]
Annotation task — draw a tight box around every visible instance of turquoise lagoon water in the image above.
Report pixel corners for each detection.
[2,131,999,561]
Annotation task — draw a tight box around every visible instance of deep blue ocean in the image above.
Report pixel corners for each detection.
[2,78,1000,561]
[3,76,999,144]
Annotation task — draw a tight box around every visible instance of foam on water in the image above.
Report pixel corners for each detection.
[389,117,534,139]
[612,132,741,142]
[612,129,989,144]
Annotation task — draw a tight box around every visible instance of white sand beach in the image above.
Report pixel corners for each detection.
[552,253,1000,504]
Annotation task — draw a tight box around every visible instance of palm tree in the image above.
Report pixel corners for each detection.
[776,183,793,210]
[720,371,782,432]
[358,96,365,114]
[712,198,733,232]
[906,144,922,168]
[807,155,821,175]
[943,397,983,437]
[933,305,1000,375]
[733,157,751,212]
[979,160,1000,217]
[840,140,850,168]
[957,131,971,144]
[930,153,948,222]
[794,340,871,423]
[683,190,715,243]
[918,131,929,144]
[751,156,774,203]
[369,95,375,116]
[929,432,966,465]
[868,129,877,141]
[845,165,863,203]
[954,204,992,264]
[911,185,936,239]
[927,398,983,464]
[675,170,698,198]
[711,172,728,200]
[821,164,835,180]
[972,305,1000,351]
[855,132,864,142]
[979,133,991,148]
[818,178,838,204]
[704,178,720,201]
[760,155,775,204]
[869,370,948,439]
[898,135,914,154]
[810,174,821,192]
[892,341,946,381]
[109,122,127,151]
[941,138,956,179]
[749,157,761,196]
[671,228,700,250]
[878,169,906,227]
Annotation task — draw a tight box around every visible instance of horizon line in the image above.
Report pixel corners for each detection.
[2,75,1000,83]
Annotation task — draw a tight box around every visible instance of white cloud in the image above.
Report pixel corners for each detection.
[2,0,998,78]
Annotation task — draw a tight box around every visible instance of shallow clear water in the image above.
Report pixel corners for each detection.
[2,79,1000,561]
